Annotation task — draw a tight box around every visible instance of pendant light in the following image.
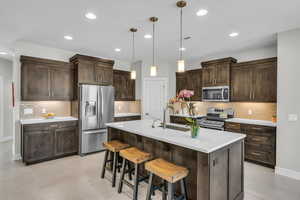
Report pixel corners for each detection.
[177,1,186,73]
[130,28,137,80]
[149,17,158,76]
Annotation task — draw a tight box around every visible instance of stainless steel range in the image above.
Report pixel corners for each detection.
[197,107,234,130]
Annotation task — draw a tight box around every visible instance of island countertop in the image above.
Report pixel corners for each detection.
[106,119,246,153]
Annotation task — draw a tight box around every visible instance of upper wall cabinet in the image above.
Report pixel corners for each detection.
[70,54,114,86]
[201,57,237,87]
[113,70,135,101]
[231,57,277,102]
[21,56,74,101]
[176,69,202,101]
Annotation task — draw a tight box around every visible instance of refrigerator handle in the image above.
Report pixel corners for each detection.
[100,87,103,120]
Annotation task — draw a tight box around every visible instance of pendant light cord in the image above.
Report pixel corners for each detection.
[132,31,135,63]
[152,22,155,66]
[180,7,183,60]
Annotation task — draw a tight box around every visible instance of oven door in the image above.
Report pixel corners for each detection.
[202,86,230,102]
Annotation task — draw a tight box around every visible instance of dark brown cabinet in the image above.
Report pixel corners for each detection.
[21,56,74,101]
[176,69,202,100]
[70,54,114,86]
[201,57,237,87]
[114,115,141,122]
[231,57,277,102]
[22,121,78,164]
[225,122,276,168]
[113,70,135,101]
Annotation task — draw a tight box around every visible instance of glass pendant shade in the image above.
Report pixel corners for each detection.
[131,70,136,80]
[150,66,157,76]
[177,60,185,72]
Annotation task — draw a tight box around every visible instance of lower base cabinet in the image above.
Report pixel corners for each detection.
[114,115,141,122]
[225,122,276,168]
[22,121,78,164]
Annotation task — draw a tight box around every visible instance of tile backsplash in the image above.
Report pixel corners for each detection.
[115,101,141,114]
[173,102,276,121]
[20,101,71,119]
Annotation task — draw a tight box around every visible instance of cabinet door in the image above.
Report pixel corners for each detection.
[231,66,252,101]
[215,64,230,86]
[21,64,50,100]
[252,64,277,102]
[50,68,74,100]
[23,129,54,163]
[202,66,215,87]
[95,63,113,85]
[54,126,78,156]
[176,72,187,93]
[78,60,95,84]
[186,69,202,101]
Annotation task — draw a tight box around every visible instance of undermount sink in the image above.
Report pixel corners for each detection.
[159,124,190,132]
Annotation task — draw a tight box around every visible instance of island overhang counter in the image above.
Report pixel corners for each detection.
[106,120,246,200]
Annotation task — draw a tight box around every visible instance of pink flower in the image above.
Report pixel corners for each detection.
[178,89,194,98]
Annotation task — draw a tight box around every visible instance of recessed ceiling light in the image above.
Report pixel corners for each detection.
[114,48,121,52]
[179,47,186,51]
[0,52,8,55]
[196,9,208,16]
[85,12,97,20]
[64,35,73,40]
[229,32,239,37]
[144,34,152,39]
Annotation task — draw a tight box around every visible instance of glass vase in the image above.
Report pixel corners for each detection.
[191,126,199,138]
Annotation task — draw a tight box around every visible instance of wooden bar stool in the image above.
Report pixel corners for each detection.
[118,147,152,200]
[101,140,130,187]
[145,158,189,200]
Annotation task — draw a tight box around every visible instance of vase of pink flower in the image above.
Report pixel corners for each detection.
[177,89,196,116]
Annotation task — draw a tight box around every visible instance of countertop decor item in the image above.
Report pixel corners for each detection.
[185,117,200,138]
[178,89,195,116]
[43,113,55,119]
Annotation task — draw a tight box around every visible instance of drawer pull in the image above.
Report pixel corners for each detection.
[50,124,58,128]
[250,152,262,156]
[251,127,263,131]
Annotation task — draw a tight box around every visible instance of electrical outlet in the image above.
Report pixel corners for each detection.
[42,108,47,114]
[288,114,298,121]
[248,109,253,115]
[24,108,33,115]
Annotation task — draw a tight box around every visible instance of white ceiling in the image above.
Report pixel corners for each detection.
[0,0,300,63]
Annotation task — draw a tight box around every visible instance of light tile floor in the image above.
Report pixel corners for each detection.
[0,141,299,200]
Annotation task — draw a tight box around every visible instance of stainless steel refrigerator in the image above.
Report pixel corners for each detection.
[79,84,114,155]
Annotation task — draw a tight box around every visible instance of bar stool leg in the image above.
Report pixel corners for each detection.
[167,183,174,200]
[180,179,188,200]
[112,152,118,187]
[101,150,109,179]
[127,162,132,180]
[146,173,154,200]
[162,180,167,200]
[133,163,139,200]
[118,159,126,193]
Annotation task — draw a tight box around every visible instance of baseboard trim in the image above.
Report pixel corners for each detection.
[12,153,22,161]
[275,167,300,180]
[0,136,13,143]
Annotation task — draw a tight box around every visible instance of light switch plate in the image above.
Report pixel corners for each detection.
[248,109,253,115]
[42,108,46,114]
[24,108,33,115]
[288,114,298,121]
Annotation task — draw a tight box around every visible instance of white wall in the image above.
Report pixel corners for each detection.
[186,45,277,70]
[0,58,13,142]
[276,28,300,180]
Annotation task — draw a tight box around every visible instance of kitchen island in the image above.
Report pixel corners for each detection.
[106,120,246,200]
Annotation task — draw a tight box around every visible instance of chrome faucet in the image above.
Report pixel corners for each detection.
[152,119,161,128]
[162,107,167,129]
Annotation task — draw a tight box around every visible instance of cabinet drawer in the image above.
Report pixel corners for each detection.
[242,124,275,136]
[225,122,241,133]
[245,134,274,147]
[245,144,275,165]
[23,124,50,131]
[58,121,78,128]
[114,116,141,122]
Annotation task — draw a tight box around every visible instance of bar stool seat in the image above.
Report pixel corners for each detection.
[145,158,188,183]
[103,140,130,152]
[120,147,152,164]
[145,158,189,200]
[101,140,130,187]
[118,147,152,200]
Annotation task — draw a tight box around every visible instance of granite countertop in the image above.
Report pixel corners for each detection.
[225,118,276,127]
[20,117,78,125]
[106,119,246,153]
[170,113,205,118]
[114,113,141,117]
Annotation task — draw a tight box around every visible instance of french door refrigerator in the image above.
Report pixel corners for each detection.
[79,84,114,155]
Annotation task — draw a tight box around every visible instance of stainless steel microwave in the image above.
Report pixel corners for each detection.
[202,86,230,102]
